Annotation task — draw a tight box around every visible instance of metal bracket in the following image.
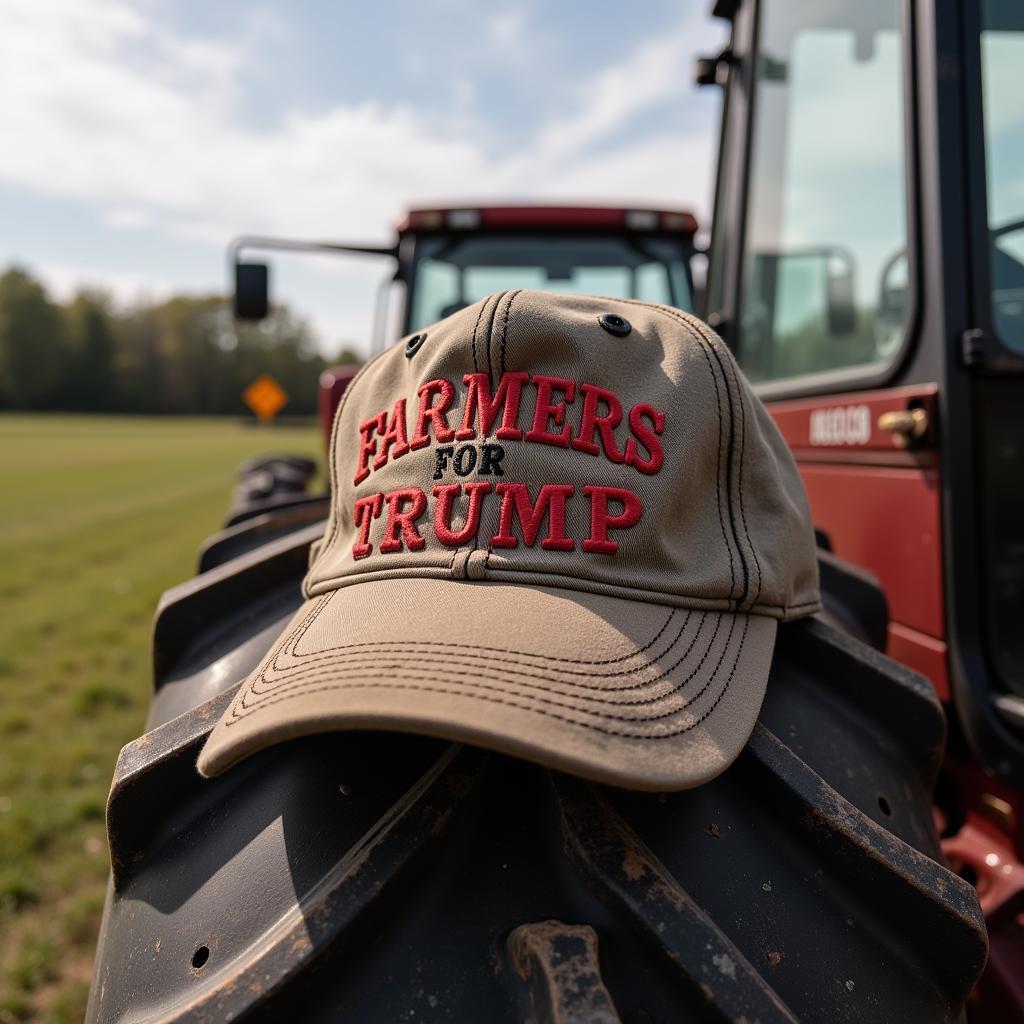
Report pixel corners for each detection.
[694,47,735,87]
[960,327,990,367]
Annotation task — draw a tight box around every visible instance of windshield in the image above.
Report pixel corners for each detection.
[981,0,1024,355]
[409,234,692,330]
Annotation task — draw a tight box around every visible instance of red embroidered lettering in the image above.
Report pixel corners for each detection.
[379,487,428,553]
[352,493,384,559]
[582,485,643,554]
[456,372,529,441]
[572,383,625,462]
[372,397,410,471]
[624,403,666,474]
[410,378,456,449]
[354,412,386,485]
[491,482,575,551]
[525,375,576,448]
[432,482,492,545]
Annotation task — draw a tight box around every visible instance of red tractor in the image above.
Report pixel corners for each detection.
[232,203,699,447]
[696,0,1024,1016]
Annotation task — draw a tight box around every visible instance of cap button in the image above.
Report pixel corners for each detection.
[598,313,631,337]
[405,332,428,357]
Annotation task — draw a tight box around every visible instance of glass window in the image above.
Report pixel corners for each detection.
[980,0,1024,355]
[737,0,908,384]
[410,235,692,330]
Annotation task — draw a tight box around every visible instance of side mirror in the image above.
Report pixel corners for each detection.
[234,263,269,321]
[750,247,857,341]
[825,253,857,337]
[694,47,735,87]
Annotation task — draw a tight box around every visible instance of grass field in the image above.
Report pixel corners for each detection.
[0,414,321,1023]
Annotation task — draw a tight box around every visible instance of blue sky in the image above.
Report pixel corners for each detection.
[0,0,726,355]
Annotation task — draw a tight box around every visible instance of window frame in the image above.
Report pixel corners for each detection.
[729,0,923,401]
[405,231,696,333]
[962,0,1024,372]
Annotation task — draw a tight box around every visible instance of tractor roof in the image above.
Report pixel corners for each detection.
[396,204,697,236]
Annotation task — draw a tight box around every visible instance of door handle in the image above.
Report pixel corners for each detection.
[878,408,928,447]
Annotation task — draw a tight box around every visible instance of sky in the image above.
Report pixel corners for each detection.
[0,0,727,356]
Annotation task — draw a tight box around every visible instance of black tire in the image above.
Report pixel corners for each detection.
[86,512,986,1023]
[227,455,318,525]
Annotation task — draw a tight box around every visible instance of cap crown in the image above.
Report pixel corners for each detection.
[308,291,819,618]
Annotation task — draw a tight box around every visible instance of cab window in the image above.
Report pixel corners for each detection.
[410,235,692,329]
[980,0,1024,355]
[737,0,909,384]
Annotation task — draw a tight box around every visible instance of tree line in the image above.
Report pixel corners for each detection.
[0,266,360,416]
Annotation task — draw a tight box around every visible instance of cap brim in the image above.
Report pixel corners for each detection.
[197,579,776,791]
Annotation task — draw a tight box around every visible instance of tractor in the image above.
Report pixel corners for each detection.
[85,4,1017,1020]
[696,0,1024,1016]
[233,203,699,448]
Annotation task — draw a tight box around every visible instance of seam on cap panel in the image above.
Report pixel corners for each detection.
[687,315,763,611]
[691,321,737,604]
[475,288,516,565]
[304,563,805,614]
[308,347,392,598]
[663,307,763,605]
[628,302,817,619]
[240,604,729,712]
[604,298,747,601]
[281,591,682,669]
[483,289,520,573]
[469,293,490,375]
[247,614,720,710]
[266,603,695,684]
[468,291,506,555]
[425,293,492,581]
[606,297,751,608]
[256,612,706,701]
[498,289,522,379]
[447,538,462,575]
[477,291,504,377]
[283,611,685,671]
[692,325,748,605]
[227,612,750,741]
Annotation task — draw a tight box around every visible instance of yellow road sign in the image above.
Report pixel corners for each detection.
[243,374,288,422]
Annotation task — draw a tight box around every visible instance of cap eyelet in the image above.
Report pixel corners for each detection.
[598,313,631,337]
[404,333,427,357]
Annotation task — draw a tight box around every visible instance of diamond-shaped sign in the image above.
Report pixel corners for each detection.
[243,374,288,422]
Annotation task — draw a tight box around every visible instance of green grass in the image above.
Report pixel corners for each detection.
[0,414,321,1023]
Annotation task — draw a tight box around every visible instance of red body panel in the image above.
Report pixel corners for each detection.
[799,463,944,635]
[887,622,950,701]
[396,205,698,235]
[769,384,939,450]
[767,385,947,698]
[318,365,361,450]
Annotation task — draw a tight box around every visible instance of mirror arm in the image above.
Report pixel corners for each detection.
[229,235,398,263]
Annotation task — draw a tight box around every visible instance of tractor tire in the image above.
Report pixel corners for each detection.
[226,454,318,526]
[86,507,987,1024]
[815,547,889,652]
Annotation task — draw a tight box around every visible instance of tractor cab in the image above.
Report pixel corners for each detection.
[395,205,696,330]
[699,0,1024,1011]
[233,204,698,445]
[232,204,697,345]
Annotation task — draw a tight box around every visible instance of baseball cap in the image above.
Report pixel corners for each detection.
[198,291,819,790]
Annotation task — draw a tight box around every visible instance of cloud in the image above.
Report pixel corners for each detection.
[489,7,529,45]
[0,0,725,351]
[102,207,156,230]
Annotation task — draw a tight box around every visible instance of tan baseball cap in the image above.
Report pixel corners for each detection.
[198,291,819,790]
